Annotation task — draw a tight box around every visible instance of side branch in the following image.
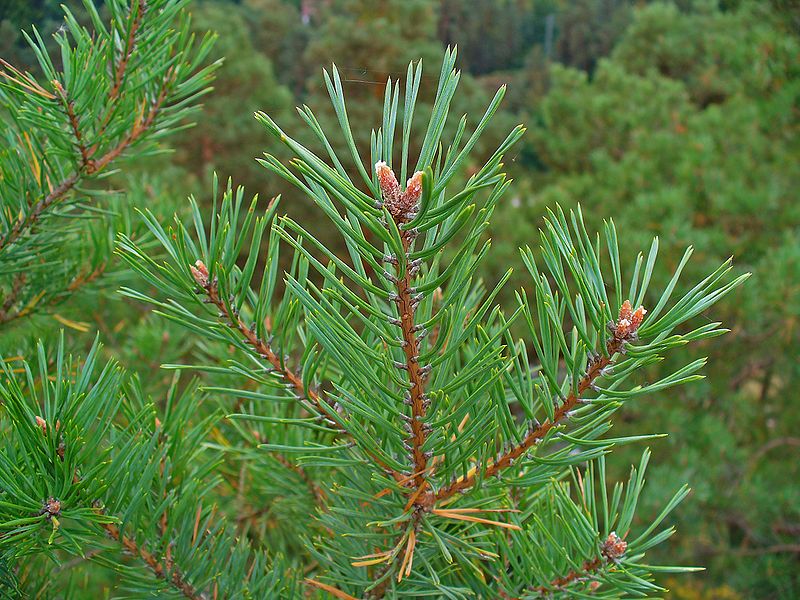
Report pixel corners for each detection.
[434,338,622,502]
[435,302,646,502]
[109,0,146,103]
[529,557,603,597]
[54,81,92,168]
[0,174,79,252]
[95,0,146,139]
[0,263,106,326]
[494,532,627,599]
[191,266,403,483]
[195,269,329,415]
[525,532,628,598]
[0,68,174,253]
[100,520,207,600]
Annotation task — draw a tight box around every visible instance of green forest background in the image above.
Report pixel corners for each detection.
[1,0,798,597]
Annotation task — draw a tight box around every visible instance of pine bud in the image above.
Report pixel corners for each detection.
[374,162,423,222]
[190,259,209,287]
[618,299,633,322]
[34,416,60,435]
[41,497,61,518]
[375,161,400,204]
[630,305,647,331]
[615,318,632,338]
[405,170,423,204]
[602,531,627,560]
[614,300,646,338]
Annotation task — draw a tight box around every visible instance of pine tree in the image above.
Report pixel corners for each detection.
[1,4,749,598]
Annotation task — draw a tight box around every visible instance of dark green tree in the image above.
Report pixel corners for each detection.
[171,2,293,196]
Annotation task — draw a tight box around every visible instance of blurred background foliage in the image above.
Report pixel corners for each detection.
[1,0,798,597]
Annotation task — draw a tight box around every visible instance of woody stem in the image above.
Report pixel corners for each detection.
[434,334,626,502]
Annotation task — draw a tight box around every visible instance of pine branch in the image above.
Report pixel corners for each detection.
[362,166,433,597]
[192,264,331,416]
[120,48,746,597]
[54,81,92,168]
[0,263,107,326]
[0,68,174,254]
[498,532,628,598]
[100,520,208,600]
[0,173,80,253]
[527,557,604,597]
[379,165,431,493]
[108,0,146,106]
[190,263,405,483]
[433,301,646,503]
[90,67,176,174]
[0,274,27,324]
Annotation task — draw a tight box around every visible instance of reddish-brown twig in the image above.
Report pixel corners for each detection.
[498,532,628,598]
[191,267,404,485]
[100,520,207,600]
[434,301,645,503]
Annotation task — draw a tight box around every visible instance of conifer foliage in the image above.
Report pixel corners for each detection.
[120,49,746,596]
[0,0,216,327]
[1,4,748,598]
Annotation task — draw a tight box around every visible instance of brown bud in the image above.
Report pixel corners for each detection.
[615,300,646,338]
[618,299,633,322]
[602,531,627,559]
[630,305,647,331]
[190,259,209,286]
[375,162,423,222]
[42,497,61,518]
[375,161,400,204]
[405,170,423,204]
[615,318,632,339]
[35,415,47,434]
